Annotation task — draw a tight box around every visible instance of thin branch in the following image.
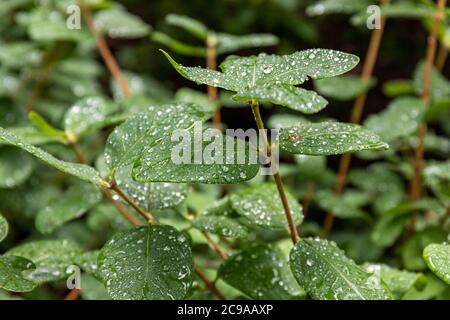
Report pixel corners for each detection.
[194,266,225,300]
[250,100,300,244]
[409,0,447,205]
[78,0,132,97]
[110,181,156,223]
[63,289,80,300]
[206,34,222,130]
[101,188,142,226]
[202,232,229,260]
[66,140,141,226]
[321,0,390,239]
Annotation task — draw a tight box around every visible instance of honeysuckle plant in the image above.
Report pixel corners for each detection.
[0,0,449,301]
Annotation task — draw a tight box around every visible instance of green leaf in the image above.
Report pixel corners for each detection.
[165,14,208,40]
[0,256,37,292]
[234,84,328,114]
[401,227,448,271]
[348,165,405,214]
[104,103,210,172]
[382,80,415,98]
[192,216,248,239]
[131,126,260,184]
[64,96,120,138]
[314,75,376,101]
[115,165,188,210]
[0,147,34,188]
[7,240,82,283]
[94,8,151,39]
[267,114,309,129]
[315,189,369,220]
[279,122,388,155]
[110,72,172,102]
[162,49,359,111]
[151,31,206,57]
[75,250,100,275]
[306,0,373,16]
[0,127,104,186]
[423,243,450,284]
[290,238,393,300]
[29,20,88,42]
[219,245,304,299]
[364,97,425,143]
[230,183,303,230]
[28,112,66,142]
[371,203,414,248]
[215,33,279,55]
[98,225,194,300]
[363,263,426,299]
[0,213,8,243]
[413,61,450,103]
[175,88,218,113]
[0,127,63,146]
[35,182,102,234]
[0,42,41,69]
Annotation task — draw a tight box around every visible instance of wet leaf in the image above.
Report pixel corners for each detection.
[215,33,279,55]
[363,263,426,299]
[0,256,37,292]
[364,97,425,143]
[163,49,359,111]
[280,122,388,155]
[132,125,260,184]
[6,240,82,283]
[315,189,369,220]
[35,182,102,234]
[97,225,194,300]
[104,103,210,172]
[165,14,208,40]
[230,183,303,230]
[94,8,151,39]
[401,227,448,271]
[64,96,120,138]
[219,245,304,299]
[0,127,104,186]
[0,147,34,188]
[234,84,328,114]
[192,216,248,239]
[115,165,188,210]
[290,238,393,300]
[423,243,450,284]
[314,75,376,101]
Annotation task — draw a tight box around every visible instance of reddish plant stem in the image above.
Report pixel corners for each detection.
[206,35,222,130]
[250,101,300,244]
[79,0,132,97]
[321,0,391,239]
[194,266,225,300]
[110,181,156,223]
[202,232,229,260]
[63,289,80,300]
[409,0,447,209]
[66,141,142,226]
